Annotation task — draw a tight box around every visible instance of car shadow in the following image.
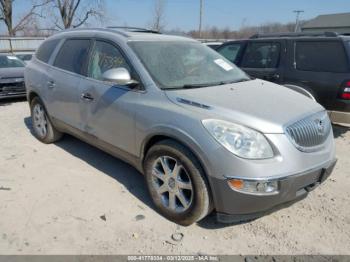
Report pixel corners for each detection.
[24,116,307,229]
[0,97,26,106]
[332,124,350,139]
[23,116,154,210]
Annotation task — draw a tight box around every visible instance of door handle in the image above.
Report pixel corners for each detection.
[273,73,280,80]
[47,80,55,89]
[81,92,94,101]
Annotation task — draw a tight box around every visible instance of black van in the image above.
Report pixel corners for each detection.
[217,32,350,124]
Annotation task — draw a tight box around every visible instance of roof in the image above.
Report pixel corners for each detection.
[54,27,195,42]
[302,12,350,29]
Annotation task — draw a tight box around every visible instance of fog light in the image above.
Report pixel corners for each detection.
[227,179,279,195]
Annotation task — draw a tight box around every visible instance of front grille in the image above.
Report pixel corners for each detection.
[285,111,331,152]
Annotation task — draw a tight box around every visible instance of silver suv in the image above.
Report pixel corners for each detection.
[25,28,337,225]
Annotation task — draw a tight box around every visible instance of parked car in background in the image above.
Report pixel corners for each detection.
[202,41,223,50]
[0,53,26,99]
[0,37,45,65]
[217,32,350,124]
[16,53,34,64]
[25,28,336,225]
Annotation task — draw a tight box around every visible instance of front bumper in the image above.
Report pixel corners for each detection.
[328,99,350,124]
[0,82,26,99]
[213,159,337,223]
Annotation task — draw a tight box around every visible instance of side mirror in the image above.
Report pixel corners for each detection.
[102,67,139,87]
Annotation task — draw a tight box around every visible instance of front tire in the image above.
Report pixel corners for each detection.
[30,97,63,143]
[144,140,212,226]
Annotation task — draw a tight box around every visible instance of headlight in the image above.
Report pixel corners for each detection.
[202,119,274,159]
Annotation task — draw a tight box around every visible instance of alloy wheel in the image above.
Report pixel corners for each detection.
[151,156,193,213]
[32,103,48,138]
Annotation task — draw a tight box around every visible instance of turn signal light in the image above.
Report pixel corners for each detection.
[227,178,279,195]
[228,179,244,190]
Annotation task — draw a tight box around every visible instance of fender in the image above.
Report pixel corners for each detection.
[140,124,213,178]
[284,84,317,101]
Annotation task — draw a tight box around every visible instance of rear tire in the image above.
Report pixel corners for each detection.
[30,97,63,143]
[144,139,212,226]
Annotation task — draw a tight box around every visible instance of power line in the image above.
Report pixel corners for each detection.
[199,0,203,37]
[294,10,304,32]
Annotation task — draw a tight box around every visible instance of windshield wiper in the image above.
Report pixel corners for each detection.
[181,83,212,89]
[162,78,251,90]
[162,84,212,90]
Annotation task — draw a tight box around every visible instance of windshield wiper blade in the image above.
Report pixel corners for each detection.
[181,83,212,89]
[163,79,251,90]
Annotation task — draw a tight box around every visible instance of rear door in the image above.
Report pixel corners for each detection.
[239,40,286,83]
[286,39,350,109]
[47,38,92,129]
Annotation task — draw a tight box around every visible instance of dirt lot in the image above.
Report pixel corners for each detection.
[0,99,349,255]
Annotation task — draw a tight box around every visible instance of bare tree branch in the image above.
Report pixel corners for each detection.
[12,0,51,33]
[150,0,166,32]
[52,0,104,29]
[0,0,50,36]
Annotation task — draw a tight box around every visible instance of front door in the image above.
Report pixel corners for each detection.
[239,40,285,83]
[79,39,141,156]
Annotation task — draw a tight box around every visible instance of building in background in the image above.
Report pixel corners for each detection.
[302,12,350,34]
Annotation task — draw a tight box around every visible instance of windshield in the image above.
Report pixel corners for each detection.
[129,41,249,89]
[0,55,25,68]
[16,54,33,61]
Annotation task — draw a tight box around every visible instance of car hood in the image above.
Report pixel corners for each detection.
[165,79,324,134]
[0,67,25,82]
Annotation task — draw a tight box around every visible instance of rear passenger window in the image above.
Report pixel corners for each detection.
[54,39,91,75]
[218,43,242,63]
[241,42,281,68]
[296,41,349,73]
[88,41,131,81]
[36,39,60,63]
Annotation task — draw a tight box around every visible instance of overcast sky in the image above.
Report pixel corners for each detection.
[1,0,349,33]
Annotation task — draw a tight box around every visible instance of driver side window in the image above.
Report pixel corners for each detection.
[88,40,131,81]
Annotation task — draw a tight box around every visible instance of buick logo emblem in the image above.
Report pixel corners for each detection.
[315,119,325,135]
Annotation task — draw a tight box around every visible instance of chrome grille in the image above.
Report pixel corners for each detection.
[285,111,331,152]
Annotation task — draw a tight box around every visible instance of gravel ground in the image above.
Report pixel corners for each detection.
[0,99,349,255]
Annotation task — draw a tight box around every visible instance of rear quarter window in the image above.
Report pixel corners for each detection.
[296,41,349,73]
[36,39,60,63]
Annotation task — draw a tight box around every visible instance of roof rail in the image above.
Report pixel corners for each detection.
[106,26,161,34]
[250,31,338,39]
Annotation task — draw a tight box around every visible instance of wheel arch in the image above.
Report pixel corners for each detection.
[28,91,40,104]
[141,131,213,187]
[141,132,216,211]
[283,83,317,101]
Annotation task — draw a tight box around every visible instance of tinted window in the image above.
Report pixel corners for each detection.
[296,41,349,73]
[0,55,25,68]
[88,41,131,81]
[218,43,242,63]
[241,42,281,68]
[16,54,32,61]
[54,39,91,75]
[36,39,60,63]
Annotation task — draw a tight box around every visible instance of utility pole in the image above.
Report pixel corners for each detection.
[294,10,304,32]
[199,0,203,38]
